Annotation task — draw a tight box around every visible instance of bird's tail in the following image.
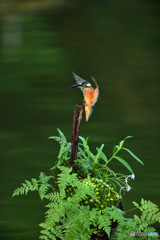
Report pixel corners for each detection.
[91,76,99,88]
[85,106,93,122]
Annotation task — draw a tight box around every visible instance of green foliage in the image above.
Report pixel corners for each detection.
[49,129,143,193]
[12,178,38,196]
[115,199,160,240]
[83,177,121,209]
[13,129,159,239]
[13,166,160,239]
[76,135,143,177]
[49,129,71,170]
[12,172,53,200]
[133,199,160,232]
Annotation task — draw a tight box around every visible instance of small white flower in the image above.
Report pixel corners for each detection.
[126,185,132,192]
[126,174,135,181]
[130,174,135,180]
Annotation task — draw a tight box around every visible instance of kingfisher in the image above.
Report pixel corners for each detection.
[70,72,100,122]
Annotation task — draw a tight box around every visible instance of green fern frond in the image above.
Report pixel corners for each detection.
[116,218,139,240]
[49,130,71,170]
[133,199,160,233]
[48,129,67,145]
[48,136,62,143]
[97,214,111,236]
[39,235,51,240]
[107,206,124,223]
[45,192,59,202]
[39,172,53,184]
[12,178,38,197]
[57,166,78,191]
[12,172,53,198]
[39,183,51,200]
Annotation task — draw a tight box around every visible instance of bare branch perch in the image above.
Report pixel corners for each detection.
[70,104,84,165]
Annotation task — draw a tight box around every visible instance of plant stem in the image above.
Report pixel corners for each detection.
[106,147,121,165]
[124,207,137,213]
[70,104,84,165]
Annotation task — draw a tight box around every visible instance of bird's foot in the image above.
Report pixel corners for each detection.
[82,99,87,106]
[76,100,87,109]
[76,104,83,109]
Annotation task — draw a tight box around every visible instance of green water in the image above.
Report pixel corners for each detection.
[0,1,160,239]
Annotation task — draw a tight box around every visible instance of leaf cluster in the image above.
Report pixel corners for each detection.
[133,199,160,233]
[12,172,53,200]
[49,129,71,170]
[13,166,160,240]
[12,129,160,240]
[49,129,143,192]
[115,199,160,240]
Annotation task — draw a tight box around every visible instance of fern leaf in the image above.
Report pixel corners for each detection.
[39,183,51,200]
[98,215,111,236]
[39,235,50,240]
[48,136,62,143]
[12,178,38,197]
[39,172,53,184]
[132,201,139,208]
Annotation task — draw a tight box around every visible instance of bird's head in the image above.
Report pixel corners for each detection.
[70,80,92,89]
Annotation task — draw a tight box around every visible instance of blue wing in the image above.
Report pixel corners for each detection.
[88,108,94,121]
[72,72,86,96]
[72,72,86,83]
[91,77,100,107]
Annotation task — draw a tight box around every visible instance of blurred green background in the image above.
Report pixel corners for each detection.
[0,0,160,239]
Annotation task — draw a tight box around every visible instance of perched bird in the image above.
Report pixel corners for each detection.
[70,72,100,122]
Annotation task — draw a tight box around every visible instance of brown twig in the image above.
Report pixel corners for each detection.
[70,104,84,165]
[70,106,78,164]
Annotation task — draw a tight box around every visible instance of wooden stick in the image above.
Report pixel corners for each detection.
[70,106,78,164]
[74,106,83,160]
[70,104,84,165]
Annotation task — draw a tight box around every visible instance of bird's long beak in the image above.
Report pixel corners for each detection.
[70,83,79,88]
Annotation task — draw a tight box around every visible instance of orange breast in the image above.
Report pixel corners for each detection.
[84,88,95,121]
